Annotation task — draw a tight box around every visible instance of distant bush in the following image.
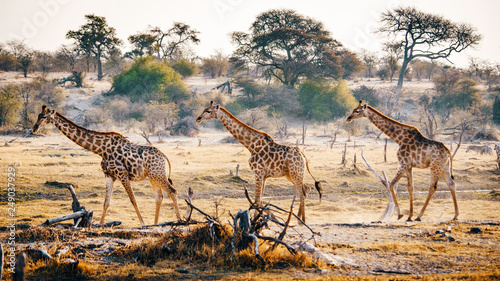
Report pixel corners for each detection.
[298,79,357,122]
[170,116,199,137]
[0,84,22,127]
[352,85,379,107]
[233,76,299,116]
[171,58,197,78]
[432,70,480,112]
[111,56,189,103]
[201,51,228,78]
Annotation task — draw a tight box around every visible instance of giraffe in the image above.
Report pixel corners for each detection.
[196,101,322,222]
[346,101,458,221]
[32,106,182,226]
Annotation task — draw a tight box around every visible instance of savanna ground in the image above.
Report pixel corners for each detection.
[1,72,500,280]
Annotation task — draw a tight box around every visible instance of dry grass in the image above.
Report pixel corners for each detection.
[1,118,499,279]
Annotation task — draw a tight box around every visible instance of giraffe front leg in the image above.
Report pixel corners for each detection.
[415,174,439,221]
[406,169,414,221]
[390,166,407,220]
[120,177,145,227]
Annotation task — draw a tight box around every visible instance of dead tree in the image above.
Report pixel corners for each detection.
[361,151,398,222]
[13,252,26,281]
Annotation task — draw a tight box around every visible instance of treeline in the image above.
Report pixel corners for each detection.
[0,8,499,139]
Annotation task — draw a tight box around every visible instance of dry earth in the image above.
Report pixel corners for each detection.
[0,72,499,280]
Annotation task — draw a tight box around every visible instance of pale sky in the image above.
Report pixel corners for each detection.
[1,0,499,68]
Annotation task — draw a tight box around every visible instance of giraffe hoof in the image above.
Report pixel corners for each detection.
[406,218,413,222]
[397,214,404,220]
[415,217,421,222]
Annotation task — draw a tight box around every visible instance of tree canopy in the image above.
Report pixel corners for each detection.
[66,14,122,80]
[231,9,361,87]
[378,7,481,90]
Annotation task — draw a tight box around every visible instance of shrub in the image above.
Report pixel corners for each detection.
[0,84,22,127]
[298,79,357,122]
[352,85,379,107]
[111,56,189,103]
[171,58,198,77]
[170,116,199,137]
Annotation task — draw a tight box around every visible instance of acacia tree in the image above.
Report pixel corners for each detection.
[126,33,156,58]
[378,7,481,91]
[66,14,122,80]
[231,9,360,87]
[148,22,200,61]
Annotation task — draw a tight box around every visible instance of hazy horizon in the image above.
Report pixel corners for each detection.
[1,0,499,68]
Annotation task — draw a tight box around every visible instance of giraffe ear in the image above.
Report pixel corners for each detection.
[362,104,367,109]
[42,105,47,114]
[215,104,220,110]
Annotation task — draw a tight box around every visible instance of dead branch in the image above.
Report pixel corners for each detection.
[13,252,26,281]
[141,131,152,146]
[0,243,3,280]
[185,187,194,221]
[40,209,91,227]
[361,151,398,223]
[92,221,121,228]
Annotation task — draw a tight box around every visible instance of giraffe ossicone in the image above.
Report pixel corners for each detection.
[196,101,322,222]
[33,105,182,226]
[347,101,458,221]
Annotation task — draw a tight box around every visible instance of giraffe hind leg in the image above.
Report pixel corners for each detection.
[155,177,182,221]
[100,176,115,224]
[150,181,163,225]
[442,169,459,220]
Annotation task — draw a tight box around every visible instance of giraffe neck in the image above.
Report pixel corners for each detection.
[52,112,125,157]
[365,106,415,146]
[216,107,273,153]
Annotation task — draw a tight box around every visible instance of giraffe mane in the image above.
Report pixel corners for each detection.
[366,105,421,133]
[219,107,275,142]
[55,112,127,139]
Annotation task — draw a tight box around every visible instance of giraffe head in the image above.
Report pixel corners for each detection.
[346,100,368,122]
[33,105,56,133]
[196,101,220,123]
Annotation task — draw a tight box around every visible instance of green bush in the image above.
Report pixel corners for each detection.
[171,58,198,77]
[298,79,357,122]
[111,56,189,103]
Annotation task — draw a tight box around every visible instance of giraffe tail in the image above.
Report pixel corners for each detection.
[297,148,323,202]
[450,155,454,180]
[166,155,173,185]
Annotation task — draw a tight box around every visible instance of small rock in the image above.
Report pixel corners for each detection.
[470,227,482,234]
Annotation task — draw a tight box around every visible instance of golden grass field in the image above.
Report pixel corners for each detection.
[1,123,500,280]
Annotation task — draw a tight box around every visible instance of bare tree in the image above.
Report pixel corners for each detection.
[378,7,481,92]
[8,40,34,77]
[149,22,200,61]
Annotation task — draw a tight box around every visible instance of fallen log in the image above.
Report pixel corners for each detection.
[39,209,89,226]
[92,221,121,228]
